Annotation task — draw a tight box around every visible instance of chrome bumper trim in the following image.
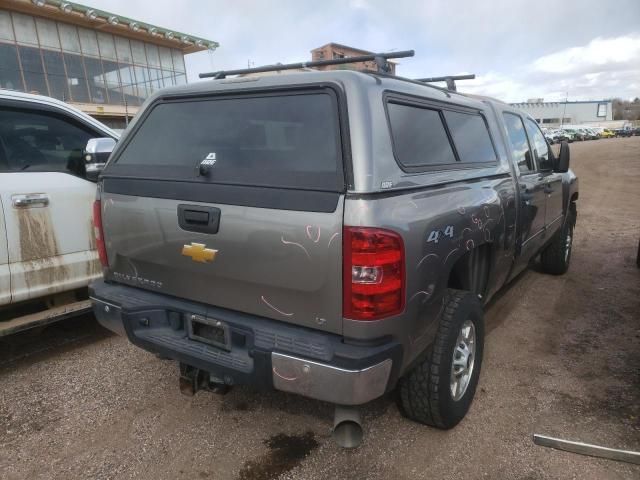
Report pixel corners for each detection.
[271,352,392,405]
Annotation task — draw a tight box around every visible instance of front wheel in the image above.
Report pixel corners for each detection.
[398,289,484,429]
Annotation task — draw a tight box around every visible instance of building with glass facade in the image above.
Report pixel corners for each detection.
[0,0,217,128]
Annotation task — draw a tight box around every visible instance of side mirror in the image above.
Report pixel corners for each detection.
[84,137,116,182]
[555,141,570,173]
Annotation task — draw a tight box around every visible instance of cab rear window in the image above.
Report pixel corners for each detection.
[115,91,344,191]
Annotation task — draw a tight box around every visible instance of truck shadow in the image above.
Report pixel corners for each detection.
[0,314,113,372]
[219,382,392,424]
[216,387,393,479]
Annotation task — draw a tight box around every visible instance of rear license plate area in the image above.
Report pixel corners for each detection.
[187,314,230,351]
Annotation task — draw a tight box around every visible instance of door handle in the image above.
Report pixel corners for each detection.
[12,193,50,208]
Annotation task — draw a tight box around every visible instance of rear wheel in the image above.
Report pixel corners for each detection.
[398,289,484,429]
[540,203,576,275]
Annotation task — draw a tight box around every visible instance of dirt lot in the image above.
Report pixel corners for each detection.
[1,137,639,480]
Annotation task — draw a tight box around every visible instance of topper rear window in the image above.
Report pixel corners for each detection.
[113,90,344,191]
[385,94,498,172]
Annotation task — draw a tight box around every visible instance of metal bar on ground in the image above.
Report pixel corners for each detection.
[533,434,640,465]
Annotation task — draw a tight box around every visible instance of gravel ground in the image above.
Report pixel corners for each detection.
[1,137,639,480]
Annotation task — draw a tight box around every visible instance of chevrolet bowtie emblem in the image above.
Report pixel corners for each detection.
[182,242,218,263]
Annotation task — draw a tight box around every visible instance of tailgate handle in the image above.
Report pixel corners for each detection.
[178,204,220,234]
[183,210,209,224]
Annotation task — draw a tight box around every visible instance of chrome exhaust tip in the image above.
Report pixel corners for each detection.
[332,405,363,448]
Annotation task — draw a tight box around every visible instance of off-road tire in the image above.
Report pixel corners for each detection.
[540,202,577,275]
[397,289,484,429]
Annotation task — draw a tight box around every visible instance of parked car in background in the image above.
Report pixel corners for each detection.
[589,127,605,138]
[543,128,565,145]
[542,128,556,144]
[584,128,600,140]
[89,68,578,447]
[615,128,633,137]
[563,128,584,141]
[556,129,575,142]
[601,129,615,138]
[0,89,118,336]
[587,127,600,140]
[575,127,592,140]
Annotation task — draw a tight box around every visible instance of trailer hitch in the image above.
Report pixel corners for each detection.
[179,363,230,396]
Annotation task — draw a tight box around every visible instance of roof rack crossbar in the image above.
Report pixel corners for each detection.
[416,74,476,92]
[199,50,415,79]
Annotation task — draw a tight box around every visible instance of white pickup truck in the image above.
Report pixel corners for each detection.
[0,89,117,336]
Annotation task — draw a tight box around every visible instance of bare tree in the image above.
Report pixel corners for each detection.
[613,98,640,121]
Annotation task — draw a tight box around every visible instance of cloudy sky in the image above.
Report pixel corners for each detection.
[88,0,640,102]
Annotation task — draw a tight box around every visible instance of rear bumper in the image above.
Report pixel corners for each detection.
[90,280,401,405]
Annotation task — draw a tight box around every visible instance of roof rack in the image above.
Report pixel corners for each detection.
[199,50,415,79]
[415,74,476,92]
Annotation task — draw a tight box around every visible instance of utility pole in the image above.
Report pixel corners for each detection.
[560,92,568,128]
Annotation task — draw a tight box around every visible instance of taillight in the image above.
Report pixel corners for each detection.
[92,199,108,267]
[343,227,405,320]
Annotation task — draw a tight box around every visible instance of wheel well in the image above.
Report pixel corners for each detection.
[570,192,578,202]
[447,243,492,297]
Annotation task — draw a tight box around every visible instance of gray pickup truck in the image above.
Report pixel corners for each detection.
[89,61,578,447]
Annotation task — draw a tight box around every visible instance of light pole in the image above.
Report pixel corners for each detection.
[560,92,568,128]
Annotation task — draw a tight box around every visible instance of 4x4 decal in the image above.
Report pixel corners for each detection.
[427,225,454,243]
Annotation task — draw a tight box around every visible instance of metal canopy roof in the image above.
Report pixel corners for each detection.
[4,0,219,53]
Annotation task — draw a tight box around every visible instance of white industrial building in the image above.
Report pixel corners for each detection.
[510,99,613,127]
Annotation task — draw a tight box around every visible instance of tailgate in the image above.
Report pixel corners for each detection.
[100,86,347,334]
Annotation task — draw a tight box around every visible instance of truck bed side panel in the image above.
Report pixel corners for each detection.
[343,175,516,368]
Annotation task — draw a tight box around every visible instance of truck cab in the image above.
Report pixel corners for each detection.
[0,89,117,335]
